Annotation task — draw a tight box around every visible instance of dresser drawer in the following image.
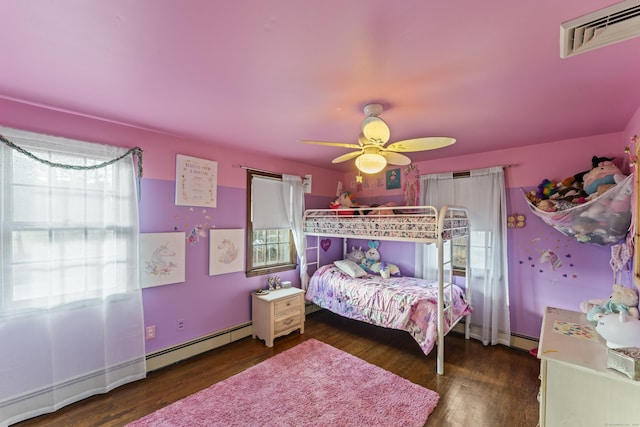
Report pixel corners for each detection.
[274,312,301,334]
[274,295,300,315]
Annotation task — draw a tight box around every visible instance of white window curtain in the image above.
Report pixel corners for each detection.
[282,175,309,290]
[0,127,146,426]
[416,167,510,346]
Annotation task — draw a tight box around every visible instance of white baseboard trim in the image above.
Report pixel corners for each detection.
[146,322,253,372]
[147,306,323,372]
[146,309,539,374]
[451,322,538,351]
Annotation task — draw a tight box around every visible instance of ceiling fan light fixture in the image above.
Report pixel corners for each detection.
[362,116,390,143]
[355,153,387,174]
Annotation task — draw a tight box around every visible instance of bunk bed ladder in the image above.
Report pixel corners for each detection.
[305,236,320,278]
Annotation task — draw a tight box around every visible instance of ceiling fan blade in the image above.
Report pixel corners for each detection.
[332,150,363,164]
[361,116,390,144]
[298,140,361,149]
[386,137,456,152]
[383,152,412,166]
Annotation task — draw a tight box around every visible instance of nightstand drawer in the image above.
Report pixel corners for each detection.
[274,312,301,334]
[274,295,299,315]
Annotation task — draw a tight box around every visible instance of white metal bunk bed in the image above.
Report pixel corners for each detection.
[303,204,471,375]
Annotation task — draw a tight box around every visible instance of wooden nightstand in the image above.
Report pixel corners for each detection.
[252,288,305,347]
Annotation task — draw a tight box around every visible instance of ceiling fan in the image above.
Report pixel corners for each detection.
[298,103,456,174]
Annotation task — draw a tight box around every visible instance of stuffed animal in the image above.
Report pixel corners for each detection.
[583,160,626,195]
[330,192,355,210]
[361,240,381,270]
[580,284,640,322]
[346,246,365,265]
[561,155,616,188]
[536,179,557,199]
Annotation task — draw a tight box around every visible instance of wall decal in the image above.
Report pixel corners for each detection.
[209,229,245,276]
[187,224,209,245]
[140,232,186,288]
[321,239,331,251]
[507,213,526,228]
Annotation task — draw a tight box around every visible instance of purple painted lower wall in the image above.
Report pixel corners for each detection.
[139,178,302,353]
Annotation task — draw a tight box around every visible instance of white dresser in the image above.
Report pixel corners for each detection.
[251,288,305,347]
[538,306,640,426]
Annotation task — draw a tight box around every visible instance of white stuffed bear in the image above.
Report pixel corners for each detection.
[580,284,640,323]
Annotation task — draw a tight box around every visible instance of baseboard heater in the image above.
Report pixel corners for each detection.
[451,322,538,352]
[145,322,253,372]
[146,304,321,372]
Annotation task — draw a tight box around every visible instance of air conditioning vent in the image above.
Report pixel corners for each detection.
[560,0,640,58]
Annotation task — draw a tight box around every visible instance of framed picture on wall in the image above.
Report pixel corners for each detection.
[140,232,186,288]
[209,229,245,276]
[175,154,218,207]
[386,168,401,190]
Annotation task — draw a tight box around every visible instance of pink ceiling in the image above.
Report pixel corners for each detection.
[2,1,640,171]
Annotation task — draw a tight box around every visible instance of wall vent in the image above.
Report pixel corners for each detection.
[560,0,640,58]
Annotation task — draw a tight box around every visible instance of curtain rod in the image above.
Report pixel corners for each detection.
[444,163,518,178]
[232,164,305,179]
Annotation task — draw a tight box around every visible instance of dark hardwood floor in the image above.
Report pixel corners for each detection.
[14,310,541,427]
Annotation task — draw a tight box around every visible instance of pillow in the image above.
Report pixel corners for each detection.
[369,262,401,277]
[334,259,368,278]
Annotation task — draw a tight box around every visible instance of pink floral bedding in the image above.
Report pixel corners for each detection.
[306,264,472,356]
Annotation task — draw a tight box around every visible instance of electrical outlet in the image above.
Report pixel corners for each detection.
[145,325,156,340]
[176,319,185,331]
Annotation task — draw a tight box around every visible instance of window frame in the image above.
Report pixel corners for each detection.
[245,170,296,277]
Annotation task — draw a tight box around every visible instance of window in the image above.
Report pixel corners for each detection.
[450,173,492,277]
[452,231,492,276]
[246,170,296,277]
[0,129,139,313]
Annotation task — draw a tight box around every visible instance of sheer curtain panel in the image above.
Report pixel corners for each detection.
[417,167,510,346]
[282,175,309,289]
[0,127,146,426]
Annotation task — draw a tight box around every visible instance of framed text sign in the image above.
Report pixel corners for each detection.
[175,154,217,207]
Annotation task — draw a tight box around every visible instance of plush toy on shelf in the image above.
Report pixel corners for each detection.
[580,284,640,323]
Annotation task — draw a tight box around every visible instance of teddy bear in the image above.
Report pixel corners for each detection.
[580,284,640,323]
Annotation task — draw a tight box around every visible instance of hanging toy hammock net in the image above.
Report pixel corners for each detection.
[522,174,633,245]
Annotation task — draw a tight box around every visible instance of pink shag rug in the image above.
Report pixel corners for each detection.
[128,339,439,427]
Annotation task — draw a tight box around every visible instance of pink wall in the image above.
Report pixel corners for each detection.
[0,98,341,353]
[2,97,639,348]
[0,98,341,195]
[338,130,633,338]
